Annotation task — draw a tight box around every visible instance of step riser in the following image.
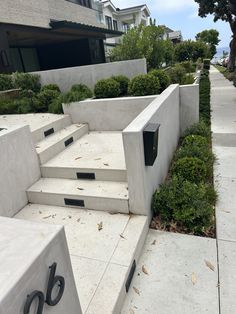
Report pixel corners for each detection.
[38,125,89,164]
[32,115,72,143]
[27,192,129,214]
[41,167,127,182]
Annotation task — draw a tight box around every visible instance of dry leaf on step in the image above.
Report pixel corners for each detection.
[103,163,109,166]
[142,265,149,275]
[151,240,156,245]
[133,287,140,295]
[205,260,215,271]
[75,156,82,160]
[191,272,197,285]
[97,222,103,231]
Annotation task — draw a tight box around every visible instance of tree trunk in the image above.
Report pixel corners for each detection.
[228,35,236,71]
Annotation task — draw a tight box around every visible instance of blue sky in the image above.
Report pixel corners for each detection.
[112,0,231,49]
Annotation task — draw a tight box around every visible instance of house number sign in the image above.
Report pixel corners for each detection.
[23,263,65,314]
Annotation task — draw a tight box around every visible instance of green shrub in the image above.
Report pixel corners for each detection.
[203,59,210,70]
[182,135,209,150]
[205,184,218,206]
[94,78,120,98]
[183,74,195,85]
[183,121,211,139]
[41,84,61,93]
[35,89,60,112]
[168,64,187,85]
[180,61,196,73]
[152,176,214,233]
[149,69,170,92]
[0,99,18,114]
[70,84,93,98]
[171,156,207,183]
[128,74,160,96]
[48,97,63,114]
[12,72,41,92]
[15,98,34,114]
[111,75,130,96]
[199,73,211,122]
[0,74,13,91]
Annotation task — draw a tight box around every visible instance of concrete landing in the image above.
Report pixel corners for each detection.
[15,204,148,314]
[122,230,219,314]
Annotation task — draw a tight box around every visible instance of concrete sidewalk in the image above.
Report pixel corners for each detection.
[211,66,236,314]
[122,67,236,314]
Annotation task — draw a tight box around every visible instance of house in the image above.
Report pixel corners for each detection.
[0,0,122,73]
[100,0,150,58]
[162,26,183,44]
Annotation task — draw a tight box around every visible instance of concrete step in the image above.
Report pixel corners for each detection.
[27,178,129,214]
[41,131,127,181]
[36,124,88,164]
[14,204,149,314]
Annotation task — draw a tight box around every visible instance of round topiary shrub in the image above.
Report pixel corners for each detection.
[41,84,61,93]
[94,78,120,98]
[168,64,187,85]
[0,74,13,91]
[12,72,41,92]
[172,156,207,183]
[70,84,93,99]
[111,75,130,96]
[149,69,170,92]
[182,135,209,150]
[34,89,60,112]
[128,74,160,96]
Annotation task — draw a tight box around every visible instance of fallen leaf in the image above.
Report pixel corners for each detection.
[77,218,81,223]
[68,215,72,219]
[97,222,103,231]
[205,260,215,271]
[77,187,84,191]
[120,234,126,239]
[94,158,101,160]
[103,163,109,166]
[151,240,156,245]
[222,210,231,213]
[142,265,149,275]
[43,215,52,219]
[191,272,197,285]
[75,157,82,160]
[133,287,140,295]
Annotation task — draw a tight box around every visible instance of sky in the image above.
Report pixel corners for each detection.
[112,0,231,50]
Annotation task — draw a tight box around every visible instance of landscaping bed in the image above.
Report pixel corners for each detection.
[214,64,236,86]
[151,61,217,238]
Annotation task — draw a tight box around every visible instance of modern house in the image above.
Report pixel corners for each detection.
[162,26,183,44]
[100,0,150,58]
[0,0,122,73]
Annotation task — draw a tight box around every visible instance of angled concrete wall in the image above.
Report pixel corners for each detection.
[0,126,40,217]
[34,59,147,92]
[123,85,180,216]
[0,217,81,314]
[63,94,156,131]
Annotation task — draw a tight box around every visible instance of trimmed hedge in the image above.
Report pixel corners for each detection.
[149,69,170,93]
[94,78,120,98]
[112,75,130,96]
[128,74,160,96]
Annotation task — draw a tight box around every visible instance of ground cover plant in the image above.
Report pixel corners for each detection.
[151,66,217,237]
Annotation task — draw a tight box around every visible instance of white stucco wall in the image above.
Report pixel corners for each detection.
[180,84,199,135]
[123,85,180,216]
[0,0,103,29]
[0,217,81,314]
[0,126,40,217]
[34,59,147,92]
[63,95,156,131]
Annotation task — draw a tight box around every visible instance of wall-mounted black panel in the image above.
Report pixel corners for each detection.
[77,172,96,180]
[64,137,74,147]
[143,123,160,166]
[125,260,136,293]
[44,128,54,137]
[64,198,85,207]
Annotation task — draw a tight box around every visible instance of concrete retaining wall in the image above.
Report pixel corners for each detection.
[123,85,180,216]
[0,126,40,217]
[63,94,156,131]
[34,59,147,92]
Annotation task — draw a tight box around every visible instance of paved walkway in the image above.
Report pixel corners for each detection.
[122,67,236,314]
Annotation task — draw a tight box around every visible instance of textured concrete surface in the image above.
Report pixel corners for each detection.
[15,204,148,313]
[122,230,219,314]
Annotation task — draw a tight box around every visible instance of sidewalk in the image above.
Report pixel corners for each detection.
[211,66,236,314]
[122,68,236,314]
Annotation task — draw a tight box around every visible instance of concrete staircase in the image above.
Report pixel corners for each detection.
[15,115,148,313]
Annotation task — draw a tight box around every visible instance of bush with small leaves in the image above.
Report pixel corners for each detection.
[111,75,130,96]
[70,84,93,99]
[183,74,195,85]
[168,64,187,85]
[48,96,64,114]
[148,69,170,92]
[35,89,60,112]
[0,99,18,114]
[182,135,209,150]
[12,72,41,92]
[128,74,160,96]
[41,84,61,93]
[171,156,207,184]
[94,78,120,98]
[0,74,13,91]
[180,61,196,73]
[203,59,210,70]
[183,121,211,139]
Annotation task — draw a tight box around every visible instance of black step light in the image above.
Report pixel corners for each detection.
[143,123,160,166]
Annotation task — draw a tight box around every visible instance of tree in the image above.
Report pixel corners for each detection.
[174,40,209,62]
[196,29,220,58]
[194,0,236,71]
[110,24,173,69]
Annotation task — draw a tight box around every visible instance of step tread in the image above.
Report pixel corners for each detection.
[42,131,126,171]
[36,124,87,153]
[27,178,129,200]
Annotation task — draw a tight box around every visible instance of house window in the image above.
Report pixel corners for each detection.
[123,23,129,33]
[67,0,91,8]
[113,20,118,31]
[105,16,113,30]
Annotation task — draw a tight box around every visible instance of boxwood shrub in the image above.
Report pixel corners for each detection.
[94,78,120,98]
[171,156,207,184]
[112,75,130,96]
[149,69,170,92]
[183,120,211,139]
[70,84,93,99]
[182,135,209,150]
[35,89,60,112]
[128,74,160,96]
